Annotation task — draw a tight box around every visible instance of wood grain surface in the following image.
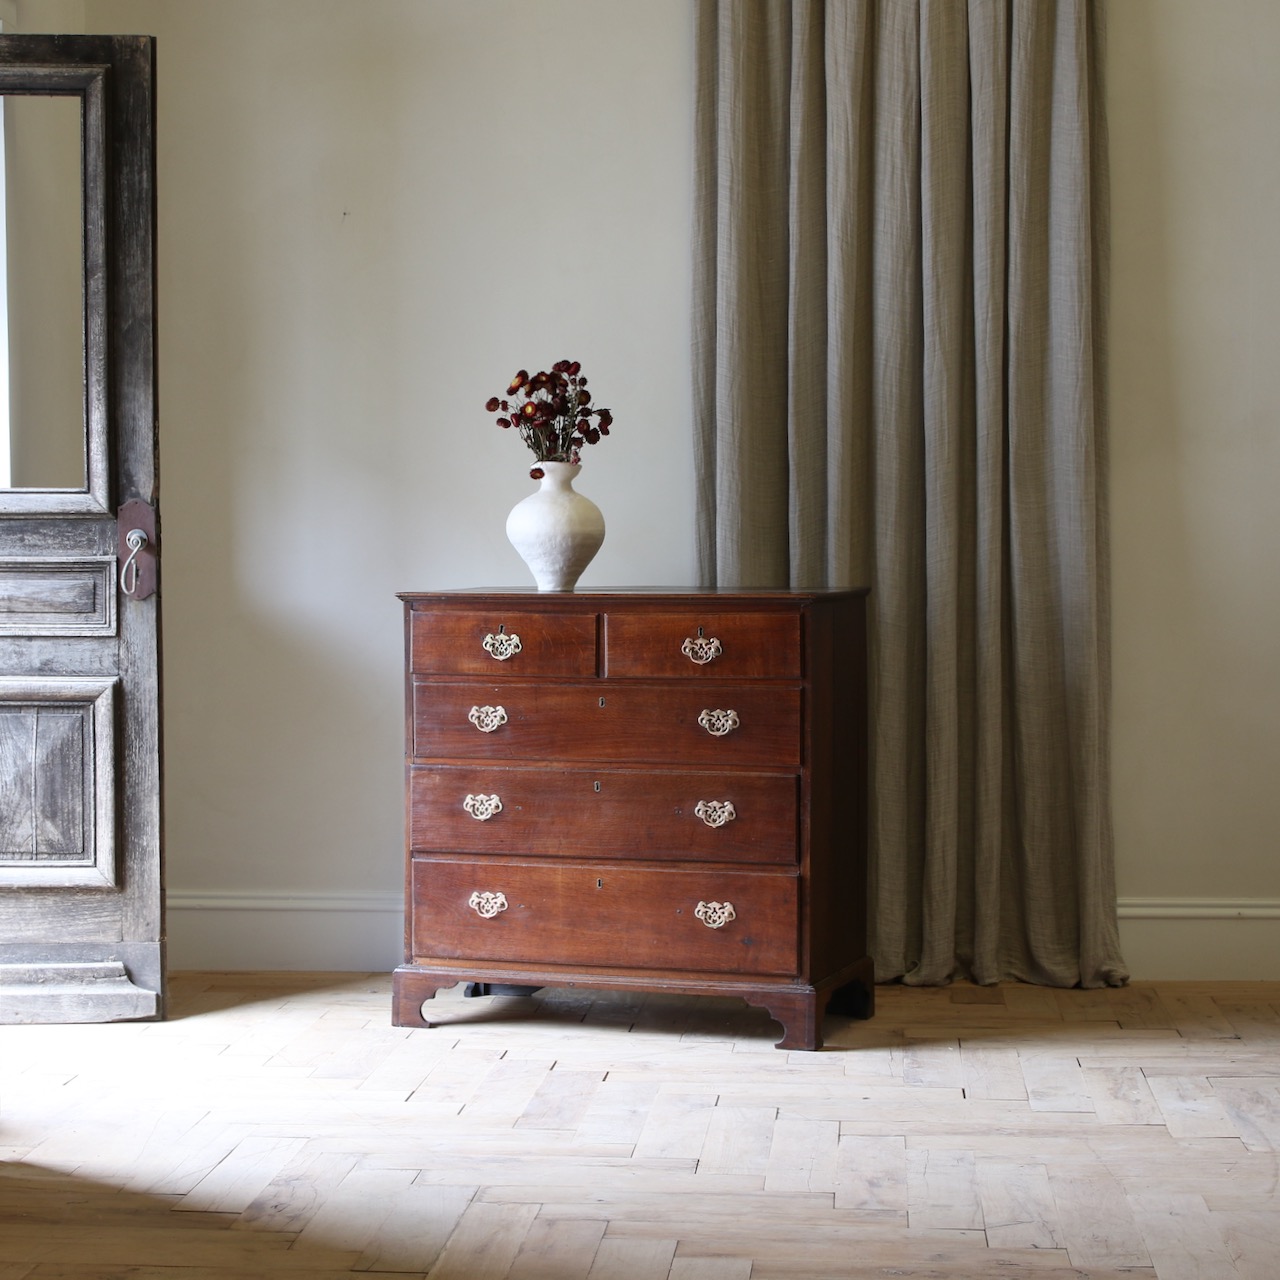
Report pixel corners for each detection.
[3,973,1278,1277]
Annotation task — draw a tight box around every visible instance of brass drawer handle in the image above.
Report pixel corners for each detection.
[468,890,508,918]
[468,704,508,733]
[694,799,736,828]
[463,793,503,821]
[697,708,739,737]
[482,631,522,661]
[681,635,723,665]
[695,900,736,929]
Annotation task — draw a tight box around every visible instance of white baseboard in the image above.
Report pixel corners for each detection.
[166,890,404,972]
[164,891,1280,981]
[1117,897,1280,981]
[1118,897,1280,920]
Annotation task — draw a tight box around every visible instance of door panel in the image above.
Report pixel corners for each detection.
[0,36,160,1023]
[0,558,116,635]
[0,678,116,886]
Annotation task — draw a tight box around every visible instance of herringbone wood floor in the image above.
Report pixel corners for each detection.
[2,974,1279,1278]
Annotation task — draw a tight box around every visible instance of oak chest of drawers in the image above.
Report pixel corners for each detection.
[392,588,873,1049]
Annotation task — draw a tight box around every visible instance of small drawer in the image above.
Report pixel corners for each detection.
[410,858,798,977]
[412,681,801,768]
[409,609,597,676]
[603,611,801,679]
[410,765,798,865]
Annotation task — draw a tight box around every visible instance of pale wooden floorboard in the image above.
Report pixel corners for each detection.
[833,1133,907,1219]
[2,973,1279,1277]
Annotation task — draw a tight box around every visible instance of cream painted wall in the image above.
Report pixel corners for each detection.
[33,0,698,966]
[13,1,1277,975]
[1108,1,1280,976]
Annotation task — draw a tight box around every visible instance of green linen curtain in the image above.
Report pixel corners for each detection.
[694,0,1127,987]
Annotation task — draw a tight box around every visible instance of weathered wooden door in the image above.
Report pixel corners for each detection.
[0,36,161,1022]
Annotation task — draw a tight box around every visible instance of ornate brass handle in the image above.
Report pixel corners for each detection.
[468,704,508,733]
[463,793,502,821]
[482,631,522,661]
[681,635,723,665]
[468,890,508,918]
[694,799,736,828]
[695,900,736,929]
[697,708,740,737]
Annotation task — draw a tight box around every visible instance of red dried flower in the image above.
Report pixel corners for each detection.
[486,359,615,466]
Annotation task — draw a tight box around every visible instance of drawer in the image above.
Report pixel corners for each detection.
[410,765,798,865]
[410,858,798,976]
[412,681,802,768]
[409,609,597,676]
[603,611,801,679]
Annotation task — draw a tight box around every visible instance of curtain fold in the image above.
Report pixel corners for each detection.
[694,0,1127,988]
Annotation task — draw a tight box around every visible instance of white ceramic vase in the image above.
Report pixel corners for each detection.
[505,460,605,592]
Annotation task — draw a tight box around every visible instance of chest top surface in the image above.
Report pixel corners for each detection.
[399,587,867,601]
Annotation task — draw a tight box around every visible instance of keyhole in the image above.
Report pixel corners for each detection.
[597,879,603,889]
[698,625,704,637]
[594,781,601,792]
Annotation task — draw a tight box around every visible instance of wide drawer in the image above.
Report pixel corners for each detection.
[409,609,597,676]
[412,681,802,767]
[410,765,798,865]
[410,858,798,976]
[603,610,801,679]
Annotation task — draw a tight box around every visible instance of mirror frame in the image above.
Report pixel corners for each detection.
[0,61,108,514]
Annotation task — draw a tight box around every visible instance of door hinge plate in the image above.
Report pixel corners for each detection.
[117,498,158,601]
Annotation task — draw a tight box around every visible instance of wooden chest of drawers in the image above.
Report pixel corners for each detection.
[392,589,873,1050]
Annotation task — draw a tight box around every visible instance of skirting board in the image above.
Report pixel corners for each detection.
[167,890,404,972]
[164,891,1280,980]
[1117,898,1280,981]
